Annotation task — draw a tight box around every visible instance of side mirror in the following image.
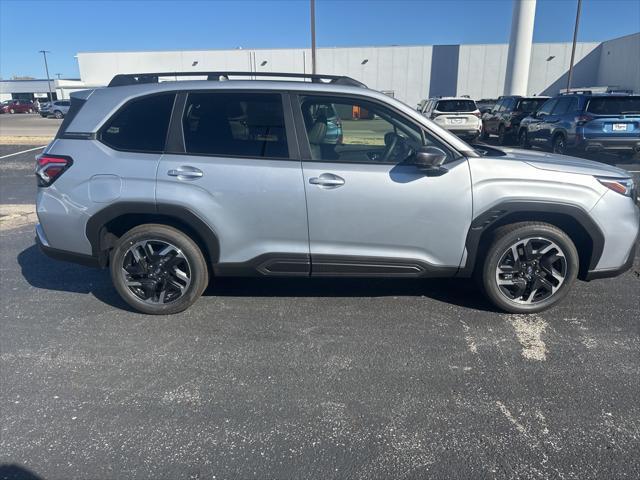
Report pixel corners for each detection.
[411,146,447,169]
[535,112,546,119]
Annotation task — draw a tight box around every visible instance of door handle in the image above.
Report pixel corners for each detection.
[309,173,345,188]
[167,166,203,180]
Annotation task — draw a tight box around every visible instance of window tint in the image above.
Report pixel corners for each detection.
[516,98,547,112]
[101,93,175,152]
[586,96,640,115]
[537,98,557,116]
[494,99,505,112]
[183,92,288,158]
[502,98,516,111]
[300,95,449,164]
[552,97,576,115]
[435,99,477,112]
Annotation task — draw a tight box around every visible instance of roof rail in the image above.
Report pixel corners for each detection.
[559,90,592,95]
[107,71,367,88]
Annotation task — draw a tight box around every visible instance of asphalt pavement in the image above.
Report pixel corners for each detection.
[1,142,639,479]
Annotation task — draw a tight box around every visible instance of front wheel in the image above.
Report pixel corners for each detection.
[110,224,209,315]
[53,110,63,119]
[480,222,579,313]
[518,129,530,149]
[552,134,567,154]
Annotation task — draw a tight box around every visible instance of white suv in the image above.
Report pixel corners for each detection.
[418,97,482,141]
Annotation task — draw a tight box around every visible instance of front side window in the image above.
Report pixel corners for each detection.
[299,95,449,164]
[101,93,175,152]
[537,98,558,116]
[182,92,289,158]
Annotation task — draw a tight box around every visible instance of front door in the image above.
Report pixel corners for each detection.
[157,91,310,274]
[295,94,473,276]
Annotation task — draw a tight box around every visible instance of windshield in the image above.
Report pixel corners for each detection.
[586,96,640,115]
[517,98,547,112]
[436,100,477,112]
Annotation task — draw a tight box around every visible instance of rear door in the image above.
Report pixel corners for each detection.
[295,93,473,275]
[528,98,557,144]
[157,91,310,273]
[484,99,503,134]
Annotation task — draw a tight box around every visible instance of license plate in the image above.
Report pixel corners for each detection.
[612,123,627,131]
[448,118,464,125]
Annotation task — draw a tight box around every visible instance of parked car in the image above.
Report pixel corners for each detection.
[0,99,34,114]
[35,72,639,315]
[40,100,71,119]
[518,92,640,158]
[418,97,482,140]
[481,95,549,145]
[476,98,497,115]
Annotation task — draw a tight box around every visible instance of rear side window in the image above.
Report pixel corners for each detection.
[55,97,87,138]
[182,92,289,158]
[435,99,477,112]
[586,96,640,115]
[552,97,578,115]
[101,93,175,152]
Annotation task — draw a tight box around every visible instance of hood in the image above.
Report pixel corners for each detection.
[498,147,631,178]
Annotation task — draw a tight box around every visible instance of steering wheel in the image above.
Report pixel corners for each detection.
[381,132,399,162]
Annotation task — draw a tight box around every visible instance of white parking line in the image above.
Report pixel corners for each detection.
[0,145,46,160]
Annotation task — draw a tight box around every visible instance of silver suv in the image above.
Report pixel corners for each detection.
[35,72,639,315]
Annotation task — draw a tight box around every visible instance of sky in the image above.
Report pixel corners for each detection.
[1,0,639,79]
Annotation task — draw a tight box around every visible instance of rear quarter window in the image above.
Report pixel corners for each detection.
[100,93,175,152]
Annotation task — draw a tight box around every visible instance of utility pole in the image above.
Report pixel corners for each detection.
[566,0,583,91]
[310,0,316,75]
[39,50,54,102]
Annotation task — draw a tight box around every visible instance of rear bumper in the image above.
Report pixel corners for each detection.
[448,129,481,138]
[36,223,100,268]
[576,136,640,153]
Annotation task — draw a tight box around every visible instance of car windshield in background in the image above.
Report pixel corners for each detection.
[517,98,547,112]
[436,100,477,112]
[586,96,640,115]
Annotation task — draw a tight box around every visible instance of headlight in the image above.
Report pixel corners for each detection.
[596,176,636,198]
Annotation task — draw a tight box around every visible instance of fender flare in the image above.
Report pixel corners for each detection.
[85,202,220,266]
[458,200,605,278]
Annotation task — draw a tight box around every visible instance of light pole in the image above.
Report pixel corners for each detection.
[39,50,54,102]
[566,0,583,91]
[310,0,316,75]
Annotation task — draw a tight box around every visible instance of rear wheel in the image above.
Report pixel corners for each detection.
[110,224,209,315]
[9,108,15,114]
[552,134,567,154]
[53,110,63,119]
[480,222,579,313]
[497,124,508,145]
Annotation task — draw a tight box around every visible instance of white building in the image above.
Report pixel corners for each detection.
[2,32,638,106]
[0,78,86,102]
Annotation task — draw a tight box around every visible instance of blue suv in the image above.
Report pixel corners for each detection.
[518,93,640,159]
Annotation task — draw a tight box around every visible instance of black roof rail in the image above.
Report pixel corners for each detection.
[559,90,592,95]
[107,71,367,88]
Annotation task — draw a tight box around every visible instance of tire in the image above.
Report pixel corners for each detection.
[9,108,15,114]
[110,224,209,315]
[552,133,566,154]
[40,113,48,118]
[497,124,508,145]
[480,128,490,141]
[479,222,579,314]
[53,110,63,119]
[518,129,530,149]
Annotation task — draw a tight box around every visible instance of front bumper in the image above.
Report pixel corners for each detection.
[585,228,638,280]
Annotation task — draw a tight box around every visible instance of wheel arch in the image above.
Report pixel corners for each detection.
[459,201,604,280]
[85,202,220,269]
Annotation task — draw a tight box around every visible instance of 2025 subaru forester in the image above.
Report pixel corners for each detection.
[35,72,639,315]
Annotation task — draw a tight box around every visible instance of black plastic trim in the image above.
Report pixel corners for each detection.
[311,254,458,278]
[457,201,606,278]
[85,202,221,267]
[214,253,310,277]
[36,235,100,268]
[584,229,638,281]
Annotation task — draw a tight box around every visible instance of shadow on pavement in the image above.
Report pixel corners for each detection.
[19,243,494,312]
[0,464,44,480]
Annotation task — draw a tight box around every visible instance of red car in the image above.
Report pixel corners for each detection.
[0,100,35,114]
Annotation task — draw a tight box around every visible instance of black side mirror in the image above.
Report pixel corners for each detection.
[411,146,448,169]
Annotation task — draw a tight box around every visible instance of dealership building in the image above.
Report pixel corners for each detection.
[1,32,638,107]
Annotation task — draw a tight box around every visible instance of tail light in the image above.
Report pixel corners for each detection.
[576,114,593,126]
[473,111,482,118]
[35,154,73,187]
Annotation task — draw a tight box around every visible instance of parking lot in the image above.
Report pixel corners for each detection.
[1,114,639,479]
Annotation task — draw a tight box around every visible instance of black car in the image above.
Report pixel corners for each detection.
[481,95,549,145]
